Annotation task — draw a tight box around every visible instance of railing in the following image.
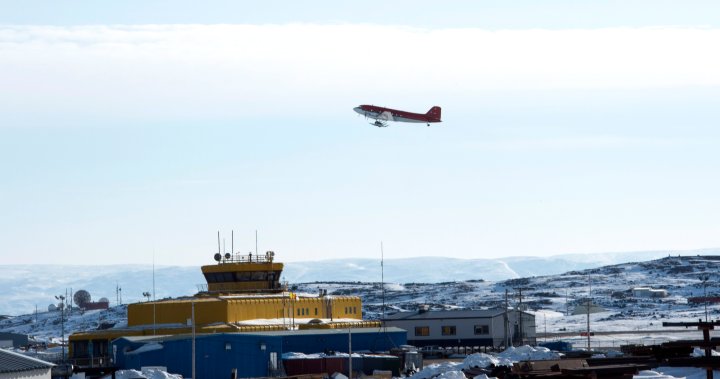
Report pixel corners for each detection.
[71,356,112,368]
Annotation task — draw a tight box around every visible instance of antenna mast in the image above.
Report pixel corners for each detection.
[153,249,156,335]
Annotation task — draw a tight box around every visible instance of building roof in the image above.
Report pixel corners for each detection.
[382,308,527,321]
[0,348,55,374]
[117,327,407,343]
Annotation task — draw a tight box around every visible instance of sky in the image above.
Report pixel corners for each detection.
[1,1,719,266]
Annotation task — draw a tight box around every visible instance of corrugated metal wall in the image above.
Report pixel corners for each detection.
[115,334,283,378]
[113,329,406,378]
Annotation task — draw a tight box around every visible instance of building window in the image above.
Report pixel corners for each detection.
[353,306,357,314]
[441,326,456,336]
[315,308,318,316]
[415,326,430,336]
[474,325,489,335]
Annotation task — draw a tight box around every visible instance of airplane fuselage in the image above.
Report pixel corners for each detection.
[353,105,442,124]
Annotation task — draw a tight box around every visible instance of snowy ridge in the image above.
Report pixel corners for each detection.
[3,254,720,350]
[0,248,717,316]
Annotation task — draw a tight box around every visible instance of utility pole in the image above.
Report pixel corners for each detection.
[192,302,196,379]
[348,328,353,379]
[504,289,509,348]
[518,288,524,345]
[700,275,710,322]
[55,295,66,364]
[514,287,530,346]
[587,273,592,351]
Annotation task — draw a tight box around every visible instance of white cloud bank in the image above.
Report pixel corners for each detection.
[1,24,719,122]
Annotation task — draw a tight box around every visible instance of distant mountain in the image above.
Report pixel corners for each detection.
[0,248,716,315]
[281,249,717,283]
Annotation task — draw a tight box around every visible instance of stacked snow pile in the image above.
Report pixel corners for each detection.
[497,346,559,363]
[408,346,560,379]
[407,361,465,379]
[408,352,504,379]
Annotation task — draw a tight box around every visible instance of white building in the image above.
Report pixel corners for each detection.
[382,308,536,348]
[0,349,54,379]
[632,287,668,298]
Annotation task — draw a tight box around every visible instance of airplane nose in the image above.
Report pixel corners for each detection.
[353,107,363,114]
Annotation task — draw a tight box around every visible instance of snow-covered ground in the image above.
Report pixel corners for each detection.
[2,254,720,379]
[3,255,720,350]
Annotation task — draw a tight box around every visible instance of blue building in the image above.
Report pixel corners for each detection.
[113,327,407,378]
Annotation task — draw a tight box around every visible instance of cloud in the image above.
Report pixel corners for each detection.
[463,136,709,151]
[1,24,719,124]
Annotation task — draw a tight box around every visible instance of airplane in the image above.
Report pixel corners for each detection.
[353,104,442,127]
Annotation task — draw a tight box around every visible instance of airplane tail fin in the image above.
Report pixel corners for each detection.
[426,106,442,121]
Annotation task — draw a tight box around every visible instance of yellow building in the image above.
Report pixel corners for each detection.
[69,251,376,365]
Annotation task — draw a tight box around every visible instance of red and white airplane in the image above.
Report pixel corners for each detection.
[353,104,442,127]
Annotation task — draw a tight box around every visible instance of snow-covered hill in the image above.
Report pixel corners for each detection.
[3,248,715,316]
[2,254,719,350]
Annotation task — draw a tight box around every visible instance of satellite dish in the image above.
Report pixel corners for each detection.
[224,253,231,260]
[214,253,222,262]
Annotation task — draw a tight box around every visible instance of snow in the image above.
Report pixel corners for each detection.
[108,368,182,379]
[433,370,467,379]
[409,347,559,379]
[496,346,560,363]
[125,342,163,355]
[462,353,500,368]
[1,249,711,316]
[408,348,714,379]
[692,347,720,357]
[648,367,720,379]
[635,370,683,379]
[407,361,464,379]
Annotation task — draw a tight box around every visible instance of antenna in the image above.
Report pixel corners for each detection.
[255,230,258,257]
[231,230,234,257]
[217,231,220,255]
[153,249,156,335]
